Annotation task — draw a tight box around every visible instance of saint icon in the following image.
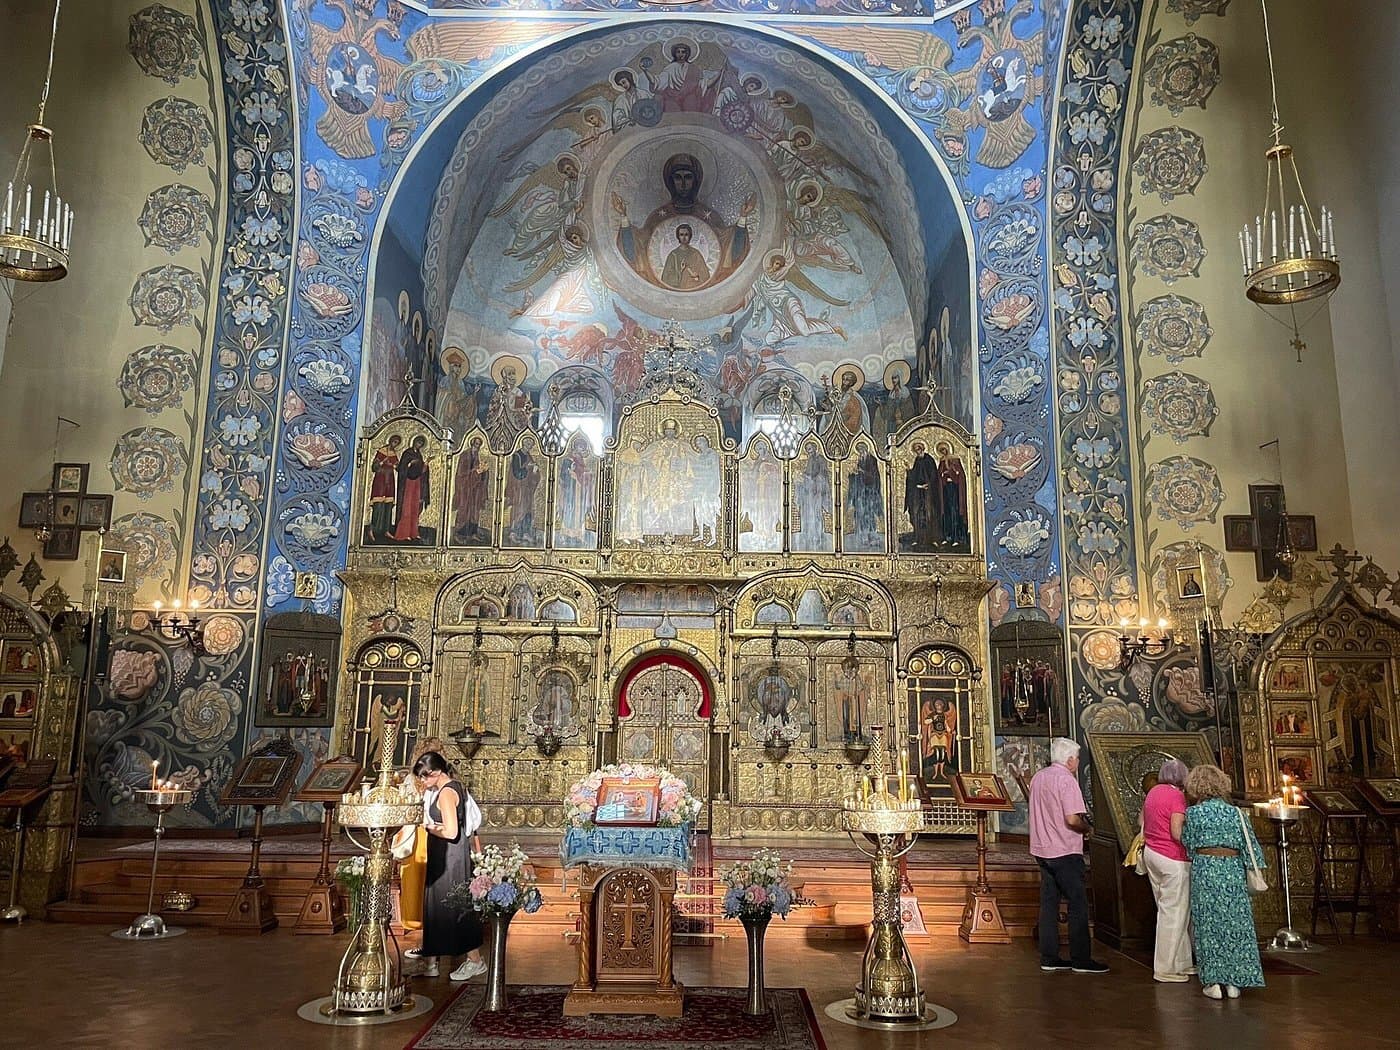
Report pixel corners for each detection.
[612,152,753,292]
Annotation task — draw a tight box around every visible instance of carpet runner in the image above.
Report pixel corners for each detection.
[405,986,827,1050]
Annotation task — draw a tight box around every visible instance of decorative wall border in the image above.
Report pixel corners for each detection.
[187,0,297,609]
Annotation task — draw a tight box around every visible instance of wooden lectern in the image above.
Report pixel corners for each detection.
[952,772,1016,944]
[293,755,363,934]
[563,863,685,1018]
[218,738,302,934]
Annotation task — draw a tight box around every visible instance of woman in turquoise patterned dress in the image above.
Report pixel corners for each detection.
[1181,764,1266,1000]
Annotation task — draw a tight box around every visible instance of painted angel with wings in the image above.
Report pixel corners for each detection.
[499,100,613,172]
[750,250,848,348]
[788,181,861,275]
[304,0,406,159]
[491,152,584,264]
[509,222,607,325]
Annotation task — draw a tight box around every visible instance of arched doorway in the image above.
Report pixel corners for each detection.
[616,654,713,827]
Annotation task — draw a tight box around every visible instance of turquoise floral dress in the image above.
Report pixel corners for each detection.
[1182,798,1266,989]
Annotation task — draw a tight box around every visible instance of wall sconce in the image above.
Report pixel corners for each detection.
[1118,616,1173,670]
[152,598,204,653]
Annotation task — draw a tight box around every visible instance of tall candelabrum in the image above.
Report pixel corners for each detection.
[111,785,193,940]
[324,722,423,1018]
[839,726,934,1025]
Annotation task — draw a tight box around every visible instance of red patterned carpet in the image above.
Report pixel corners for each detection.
[405,986,827,1050]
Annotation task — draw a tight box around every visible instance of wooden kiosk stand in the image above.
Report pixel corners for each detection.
[952,772,1016,944]
[218,738,302,934]
[293,755,363,934]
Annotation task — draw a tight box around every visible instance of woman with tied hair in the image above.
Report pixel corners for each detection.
[1140,758,1194,982]
[1181,763,1266,999]
[412,751,485,981]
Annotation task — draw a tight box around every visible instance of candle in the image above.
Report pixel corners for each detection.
[1288,206,1296,257]
[151,760,159,791]
[1255,216,1262,266]
[1239,230,1247,274]
[1271,210,1278,260]
[4,182,11,231]
[41,190,49,243]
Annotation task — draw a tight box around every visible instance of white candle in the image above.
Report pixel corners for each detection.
[53,196,60,245]
[4,183,11,231]
[41,191,49,243]
[1302,212,1312,257]
[23,185,30,235]
[1271,211,1278,260]
[1288,207,1296,257]
[1255,217,1262,265]
[64,208,72,251]
[1239,231,1247,275]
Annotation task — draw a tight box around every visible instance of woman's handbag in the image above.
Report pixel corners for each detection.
[390,825,416,861]
[1124,831,1148,875]
[1237,807,1269,893]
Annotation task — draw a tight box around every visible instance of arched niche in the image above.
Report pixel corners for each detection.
[361,19,977,458]
[1254,583,1400,796]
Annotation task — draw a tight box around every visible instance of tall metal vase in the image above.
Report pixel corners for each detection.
[741,911,771,1017]
[483,912,514,1012]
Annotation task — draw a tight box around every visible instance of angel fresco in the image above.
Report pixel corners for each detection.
[751,250,846,347]
[491,153,584,269]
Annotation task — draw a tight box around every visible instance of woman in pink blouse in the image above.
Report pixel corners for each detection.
[1140,758,1193,982]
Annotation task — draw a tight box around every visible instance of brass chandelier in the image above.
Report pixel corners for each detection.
[1237,0,1338,348]
[0,0,72,283]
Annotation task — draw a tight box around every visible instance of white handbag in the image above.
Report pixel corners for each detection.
[1237,807,1269,893]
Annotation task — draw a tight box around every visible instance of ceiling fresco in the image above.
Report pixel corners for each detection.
[418,27,957,410]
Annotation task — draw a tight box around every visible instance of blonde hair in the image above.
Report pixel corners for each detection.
[1185,763,1232,804]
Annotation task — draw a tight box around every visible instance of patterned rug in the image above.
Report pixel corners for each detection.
[405,986,827,1050]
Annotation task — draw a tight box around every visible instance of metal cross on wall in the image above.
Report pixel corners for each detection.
[1222,483,1317,582]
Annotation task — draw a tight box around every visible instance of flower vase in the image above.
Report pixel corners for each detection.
[741,911,771,1017]
[483,912,513,1012]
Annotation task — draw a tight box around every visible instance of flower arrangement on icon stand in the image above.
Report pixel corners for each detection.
[721,848,795,1017]
[563,763,702,830]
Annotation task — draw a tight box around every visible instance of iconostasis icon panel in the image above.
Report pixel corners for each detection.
[448,427,497,548]
[501,432,549,549]
[554,431,601,550]
[839,436,886,554]
[789,438,835,554]
[361,413,448,548]
[738,435,784,554]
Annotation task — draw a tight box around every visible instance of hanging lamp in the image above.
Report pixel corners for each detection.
[0,0,72,282]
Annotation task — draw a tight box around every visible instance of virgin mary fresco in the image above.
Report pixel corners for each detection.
[612,152,753,292]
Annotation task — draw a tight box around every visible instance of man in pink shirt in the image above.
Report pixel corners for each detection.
[1029,737,1107,974]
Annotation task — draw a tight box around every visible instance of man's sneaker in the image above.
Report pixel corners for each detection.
[1072,960,1110,974]
[1040,958,1073,972]
[404,947,423,959]
[450,958,488,982]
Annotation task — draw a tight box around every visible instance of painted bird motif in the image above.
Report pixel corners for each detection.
[946,0,1044,170]
[304,0,406,159]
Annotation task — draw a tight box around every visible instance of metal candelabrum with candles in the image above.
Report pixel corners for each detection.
[111,782,193,940]
[324,722,424,1018]
[837,726,937,1026]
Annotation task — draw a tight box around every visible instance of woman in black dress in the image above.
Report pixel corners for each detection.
[412,751,485,980]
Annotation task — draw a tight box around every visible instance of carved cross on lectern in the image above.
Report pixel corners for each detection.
[611,883,650,950]
[1222,484,1317,582]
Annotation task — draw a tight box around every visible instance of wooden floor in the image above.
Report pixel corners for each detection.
[3,919,1399,1048]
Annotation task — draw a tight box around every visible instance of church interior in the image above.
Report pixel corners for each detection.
[4,0,1400,1045]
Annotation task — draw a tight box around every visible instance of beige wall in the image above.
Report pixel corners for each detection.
[1125,0,1400,621]
[0,0,220,604]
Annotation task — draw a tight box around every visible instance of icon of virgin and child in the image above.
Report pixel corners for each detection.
[611,152,755,292]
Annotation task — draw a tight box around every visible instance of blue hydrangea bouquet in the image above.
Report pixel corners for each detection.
[447,842,544,919]
[721,848,795,920]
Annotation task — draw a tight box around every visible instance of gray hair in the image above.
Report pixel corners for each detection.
[1050,737,1081,766]
[1158,758,1188,788]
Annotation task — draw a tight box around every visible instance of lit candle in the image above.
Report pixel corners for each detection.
[151,760,159,791]
[153,600,163,613]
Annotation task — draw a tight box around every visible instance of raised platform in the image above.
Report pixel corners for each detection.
[49,831,1044,938]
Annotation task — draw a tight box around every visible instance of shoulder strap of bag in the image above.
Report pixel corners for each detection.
[1236,806,1260,869]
